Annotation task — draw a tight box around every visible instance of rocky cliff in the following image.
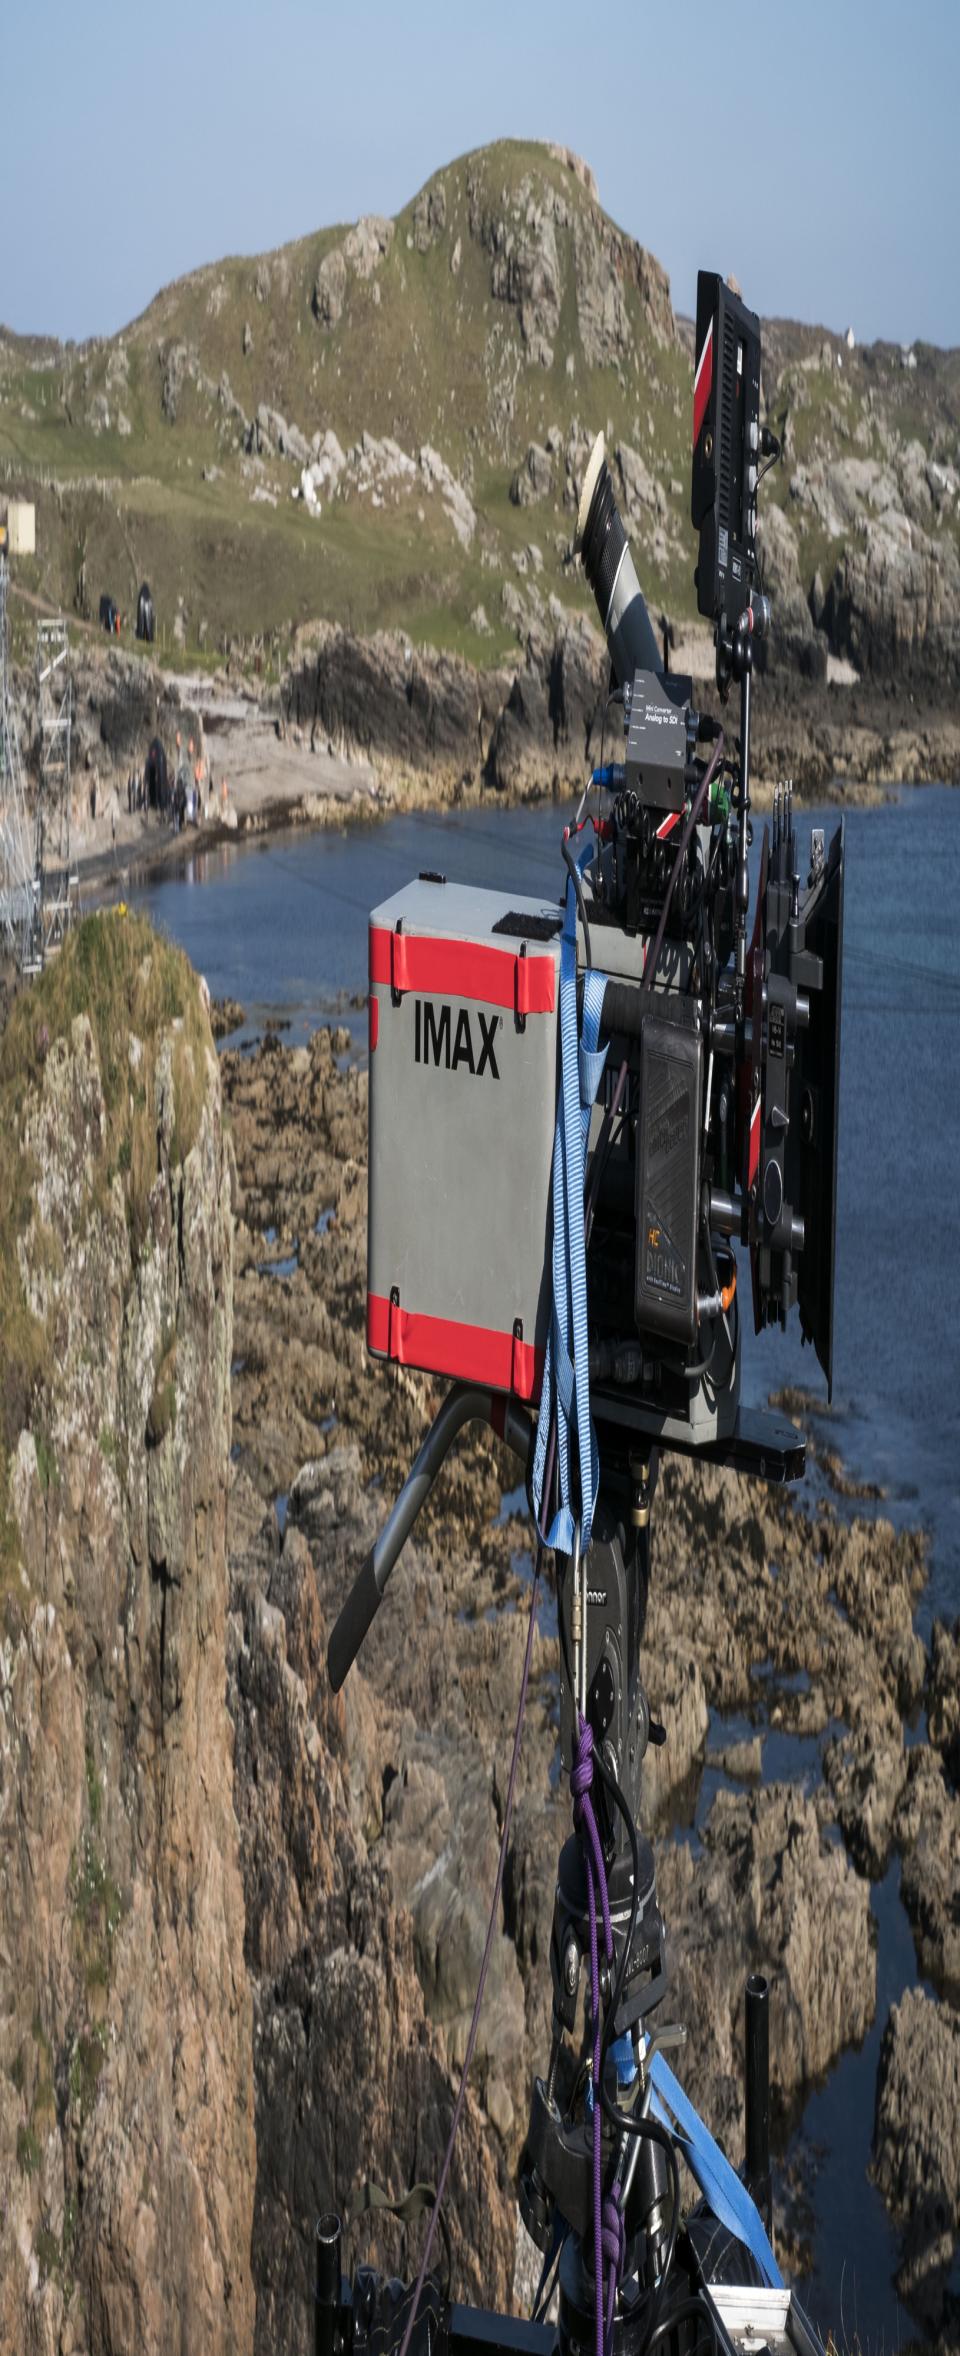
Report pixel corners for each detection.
[0,933,514,2356]
[0,916,255,2353]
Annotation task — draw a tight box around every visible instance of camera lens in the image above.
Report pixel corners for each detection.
[574,432,662,685]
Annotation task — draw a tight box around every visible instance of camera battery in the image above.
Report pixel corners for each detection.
[634,1006,702,1346]
[367,876,562,1402]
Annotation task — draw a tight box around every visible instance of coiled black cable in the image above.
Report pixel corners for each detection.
[562,831,594,968]
[644,2294,719,2356]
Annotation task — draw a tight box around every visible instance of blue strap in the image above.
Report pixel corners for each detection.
[649,2054,782,2287]
[532,847,608,1554]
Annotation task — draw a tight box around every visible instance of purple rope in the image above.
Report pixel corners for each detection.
[572,1713,622,2356]
[602,2189,625,2342]
[396,1548,543,2356]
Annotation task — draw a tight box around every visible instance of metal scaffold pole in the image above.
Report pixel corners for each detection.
[0,553,39,972]
[35,614,79,962]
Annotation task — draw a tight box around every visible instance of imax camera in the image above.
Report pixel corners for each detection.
[364,270,844,1479]
[326,270,847,2356]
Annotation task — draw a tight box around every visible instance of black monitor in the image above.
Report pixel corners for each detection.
[691,271,762,646]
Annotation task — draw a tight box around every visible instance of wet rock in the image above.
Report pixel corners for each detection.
[927,1615,960,1785]
[715,1738,763,1781]
[873,1988,960,2332]
[658,1780,875,2158]
[895,1746,960,1998]
[823,1720,906,1878]
[211,994,246,1041]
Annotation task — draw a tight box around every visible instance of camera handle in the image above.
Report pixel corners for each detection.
[326,1384,534,1692]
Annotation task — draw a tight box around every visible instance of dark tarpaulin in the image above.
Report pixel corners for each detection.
[144,736,168,812]
[136,582,155,644]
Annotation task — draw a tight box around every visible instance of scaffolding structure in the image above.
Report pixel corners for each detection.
[0,553,38,971]
[34,616,78,961]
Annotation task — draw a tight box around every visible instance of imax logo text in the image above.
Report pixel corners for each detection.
[414,999,500,1079]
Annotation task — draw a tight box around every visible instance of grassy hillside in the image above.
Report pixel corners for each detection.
[1,139,958,677]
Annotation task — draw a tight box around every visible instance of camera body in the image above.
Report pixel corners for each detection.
[366,274,844,1465]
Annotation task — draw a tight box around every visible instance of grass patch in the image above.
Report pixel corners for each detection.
[17,2123,40,2175]
[85,1742,103,1831]
[35,2226,61,2285]
[34,1430,59,1495]
[70,1831,123,1947]
[68,2023,108,2122]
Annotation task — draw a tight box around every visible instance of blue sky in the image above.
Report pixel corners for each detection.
[2,0,957,348]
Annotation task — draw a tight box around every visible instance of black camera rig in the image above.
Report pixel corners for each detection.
[324,271,844,2356]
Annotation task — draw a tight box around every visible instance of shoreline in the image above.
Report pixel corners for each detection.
[79,736,950,910]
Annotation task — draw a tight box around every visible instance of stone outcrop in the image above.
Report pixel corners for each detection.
[0,916,255,2355]
[313,216,394,329]
[412,176,447,252]
[755,502,828,681]
[281,622,486,777]
[510,442,555,506]
[873,1989,960,2335]
[822,508,960,689]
